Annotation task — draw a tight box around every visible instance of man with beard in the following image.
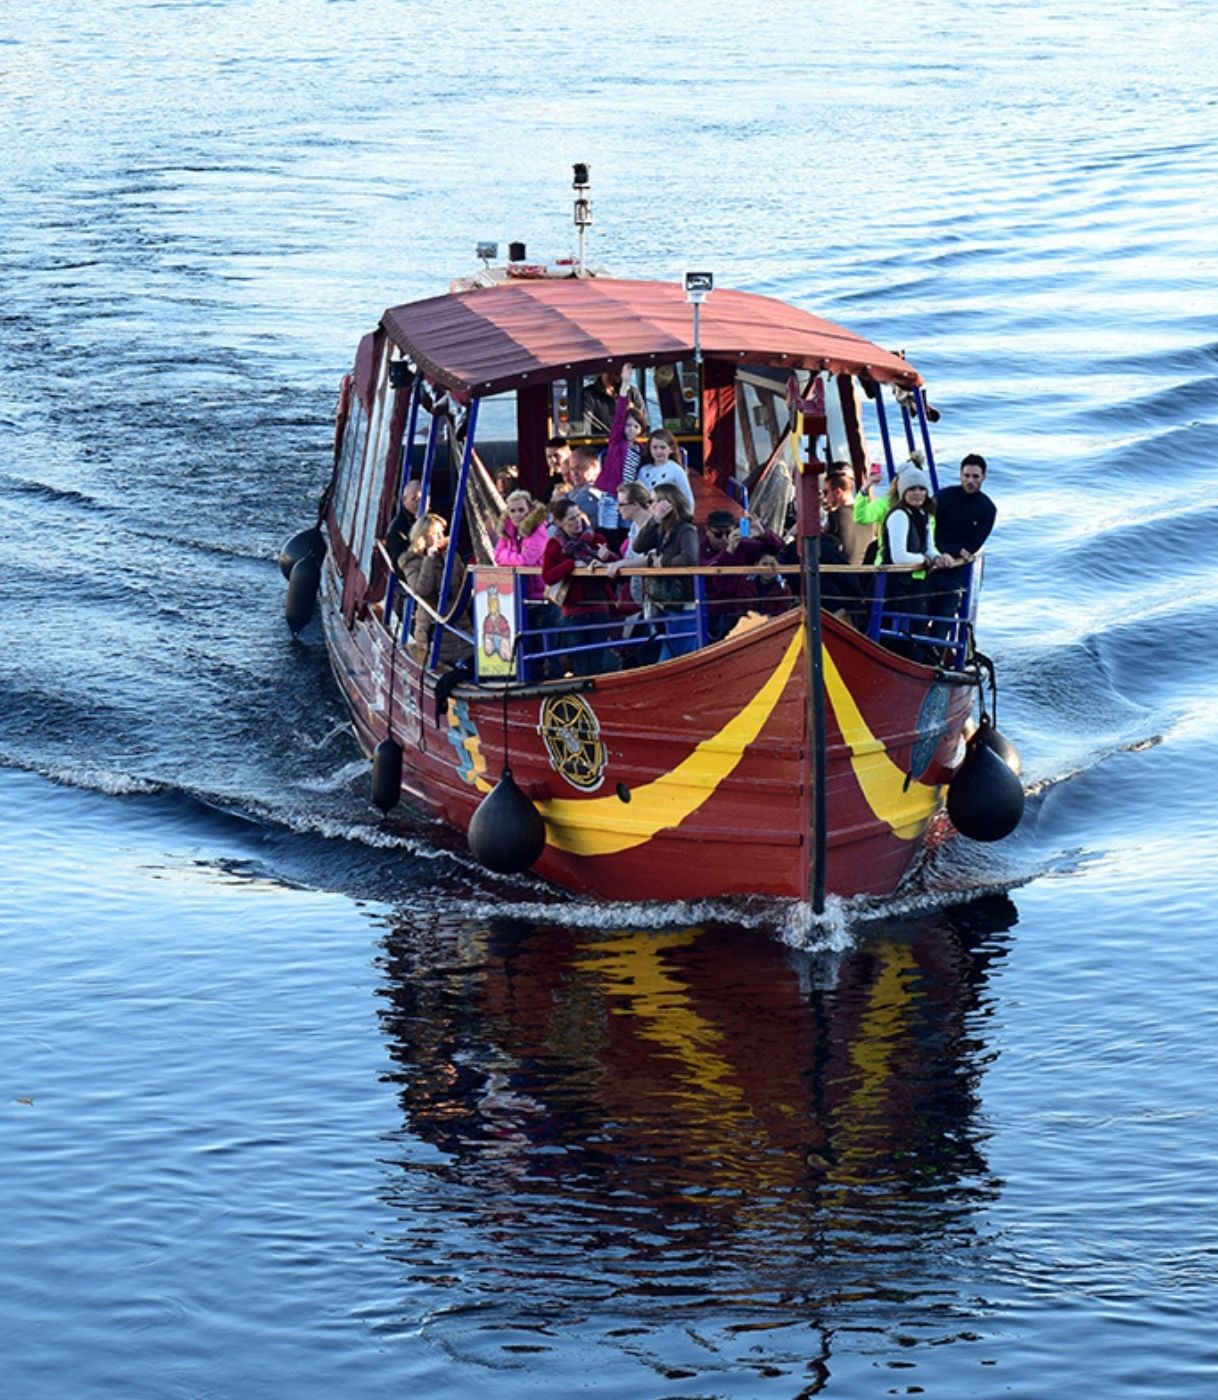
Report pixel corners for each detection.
[930,453,996,649]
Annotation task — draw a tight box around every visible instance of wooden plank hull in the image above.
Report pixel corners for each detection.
[321,565,973,902]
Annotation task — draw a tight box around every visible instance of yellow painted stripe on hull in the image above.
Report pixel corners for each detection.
[497,618,938,859]
[538,628,805,857]
[820,643,941,841]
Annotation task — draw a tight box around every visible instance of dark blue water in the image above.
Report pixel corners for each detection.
[4,2,1218,1394]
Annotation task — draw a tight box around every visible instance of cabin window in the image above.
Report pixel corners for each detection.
[352,350,406,579]
[731,370,870,535]
[334,396,370,547]
[642,360,701,436]
[733,367,792,486]
[822,372,858,465]
[472,390,517,451]
[344,345,388,563]
[553,359,701,440]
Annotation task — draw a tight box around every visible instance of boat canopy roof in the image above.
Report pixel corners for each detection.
[380,277,922,398]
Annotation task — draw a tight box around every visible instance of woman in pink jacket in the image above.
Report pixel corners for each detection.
[494,489,553,675]
[494,490,548,592]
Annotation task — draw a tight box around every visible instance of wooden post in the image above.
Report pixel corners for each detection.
[792,377,829,915]
[701,359,736,492]
[515,384,551,502]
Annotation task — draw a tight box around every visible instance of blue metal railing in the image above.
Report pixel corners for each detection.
[866,565,974,668]
[383,561,977,677]
[509,576,707,681]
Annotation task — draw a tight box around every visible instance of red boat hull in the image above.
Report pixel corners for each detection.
[321,565,972,902]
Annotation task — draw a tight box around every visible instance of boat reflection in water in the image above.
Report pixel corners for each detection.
[372,898,1017,1385]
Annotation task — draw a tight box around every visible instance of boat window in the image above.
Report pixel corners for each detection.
[552,359,701,440]
[734,371,869,535]
[641,360,700,436]
[822,372,858,466]
[355,351,409,578]
[471,389,517,449]
[346,345,393,573]
[334,396,369,547]
[732,366,793,493]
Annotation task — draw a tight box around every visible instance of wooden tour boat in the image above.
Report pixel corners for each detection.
[281,169,1022,911]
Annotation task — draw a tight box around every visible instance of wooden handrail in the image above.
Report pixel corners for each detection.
[468,561,926,576]
[382,540,928,578]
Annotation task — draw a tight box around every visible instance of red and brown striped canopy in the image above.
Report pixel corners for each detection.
[380,277,921,397]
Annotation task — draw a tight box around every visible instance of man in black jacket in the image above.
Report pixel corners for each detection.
[384,477,423,565]
[930,454,996,648]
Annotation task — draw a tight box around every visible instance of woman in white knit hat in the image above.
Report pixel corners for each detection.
[883,458,948,649]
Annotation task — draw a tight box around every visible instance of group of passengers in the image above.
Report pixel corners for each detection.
[528,477,797,675]
[543,363,696,524]
[838,450,997,658]
[385,353,995,673]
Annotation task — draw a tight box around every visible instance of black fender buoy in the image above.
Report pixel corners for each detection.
[973,715,1022,776]
[371,738,403,814]
[284,554,321,635]
[279,526,326,581]
[947,738,1025,842]
[467,766,546,874]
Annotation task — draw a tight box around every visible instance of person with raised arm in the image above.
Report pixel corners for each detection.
[598,363,647,486]
[597,362,649,532]
[581,366,645,436]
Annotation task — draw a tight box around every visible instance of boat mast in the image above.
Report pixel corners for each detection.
[572,163,591,275]
[791,377,829,915]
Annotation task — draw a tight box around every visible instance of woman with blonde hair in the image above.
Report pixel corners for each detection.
[494,489,553,674]
[493,490,548,593]
[399,513,470,664]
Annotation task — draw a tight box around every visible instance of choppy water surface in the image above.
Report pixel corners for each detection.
[3,2,1218,1395]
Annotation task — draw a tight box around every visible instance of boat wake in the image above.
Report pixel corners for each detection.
[3,755,169,798]
[397,826,1066,953]
[292,757,368,792]
[0,472,116,512]
[3,745,1091,946]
